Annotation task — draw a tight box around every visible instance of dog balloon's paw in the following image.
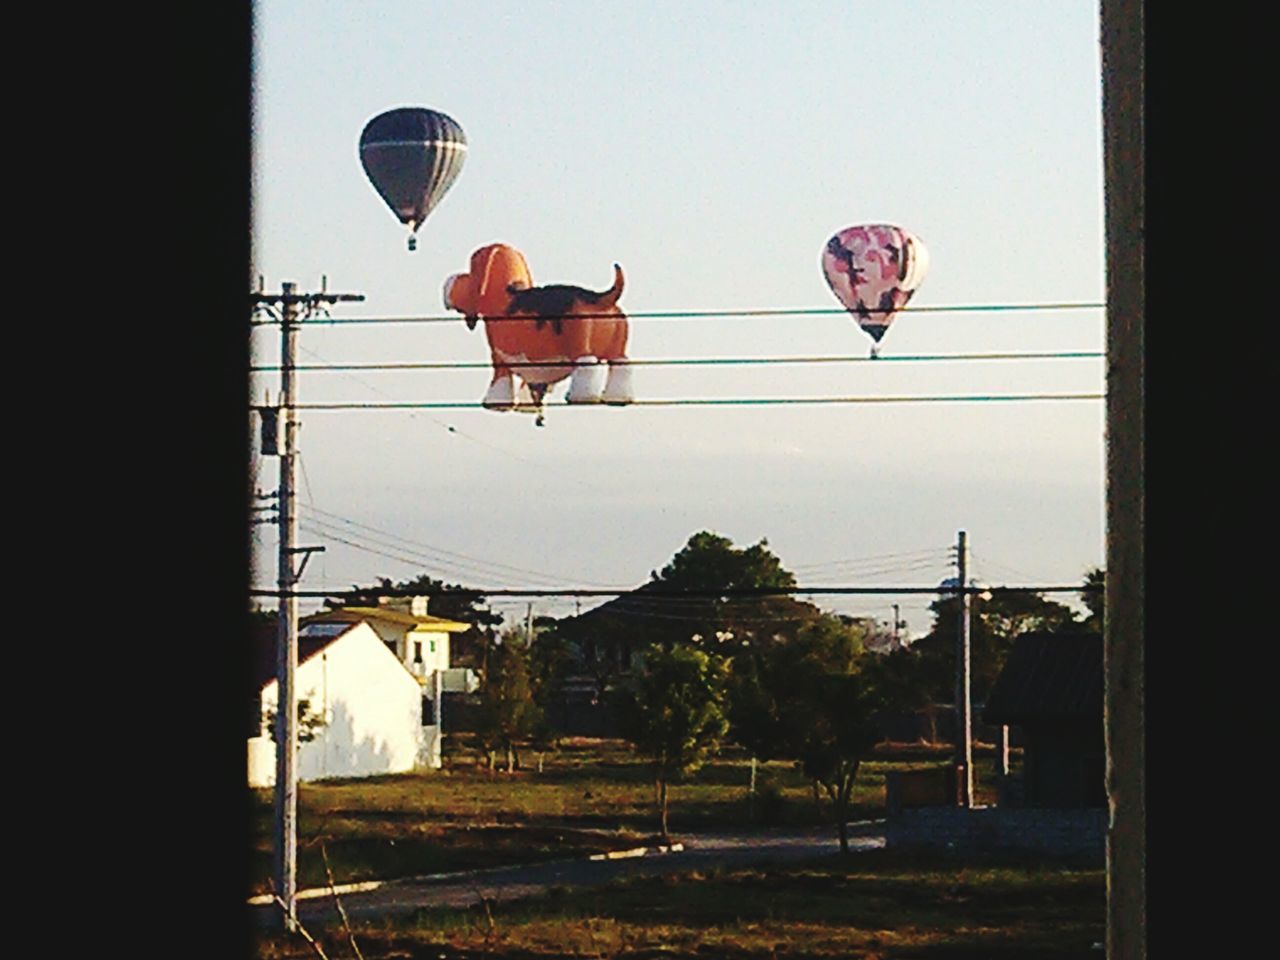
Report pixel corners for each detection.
[482,378,516,411]
[566,358,605,404]
[601,362,635,405]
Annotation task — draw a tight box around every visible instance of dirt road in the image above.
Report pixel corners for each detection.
[254,822,885,928]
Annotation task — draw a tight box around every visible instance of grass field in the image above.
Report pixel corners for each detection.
[249,738,1015,894]
[252,848,1102,959]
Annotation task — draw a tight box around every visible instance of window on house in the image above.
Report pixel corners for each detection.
[430,639,436,653]
[421,695,435,726]
[414,640,423,663]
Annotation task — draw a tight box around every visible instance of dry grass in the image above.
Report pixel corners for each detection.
[249,738,1009,893]
[252,849,1103,959]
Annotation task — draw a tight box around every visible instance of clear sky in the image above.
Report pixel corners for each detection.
[250,0,1106,635]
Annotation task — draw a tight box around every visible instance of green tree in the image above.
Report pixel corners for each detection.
[553,532,820,704]
[615,645,730,841]
[736,615,880,853]
[263,697,327,744]
[910,588,1083,703]
[648,531,820,649]
[475,630,542,772]
[528,616,575,765]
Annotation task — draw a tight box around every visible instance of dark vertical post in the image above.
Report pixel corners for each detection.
[955,531,974,807]
[1100,0,1145,955]
[274,282,300,931]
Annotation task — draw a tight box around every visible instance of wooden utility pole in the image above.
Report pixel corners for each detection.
[954,530,974,808]
[252,279,363,931]
[1100,0,1145,955]
[274,281,300,931]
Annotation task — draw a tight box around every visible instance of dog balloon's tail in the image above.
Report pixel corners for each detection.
[594,264,625,308]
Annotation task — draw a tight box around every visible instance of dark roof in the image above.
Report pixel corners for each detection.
[982,631,1103,725]
[250,620,354,692]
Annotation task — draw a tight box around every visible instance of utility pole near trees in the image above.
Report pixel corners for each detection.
[251,278,364,931]
[954,530,974,808]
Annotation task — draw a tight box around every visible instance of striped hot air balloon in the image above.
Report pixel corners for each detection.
[821,224,929,356]
[359,107,467,251]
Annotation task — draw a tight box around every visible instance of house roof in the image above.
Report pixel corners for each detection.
[251,620,355,691]
[304,606,471,632]
[981,631,1103,725]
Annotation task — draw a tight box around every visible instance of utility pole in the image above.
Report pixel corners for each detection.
[955,530,974,808]
[252,278,363,931]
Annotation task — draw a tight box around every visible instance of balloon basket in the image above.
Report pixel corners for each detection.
[407,236,417,252]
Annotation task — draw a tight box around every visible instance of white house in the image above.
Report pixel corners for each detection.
[247,597,473,787]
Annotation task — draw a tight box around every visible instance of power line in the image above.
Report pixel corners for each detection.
[301,507,628,589]
[788,545,952,571]
[784,558,953,581]
[292,393,1104,411]
[250,350,1103,373]
[252,584,1100,599]
[281,343,607,494]
[299,520,591,591]
[249,301,1105,327]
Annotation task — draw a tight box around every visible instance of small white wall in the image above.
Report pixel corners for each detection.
[405,628,451,680]
[247,733,275,786]
[248,623,429,787]
[361,619,410,661]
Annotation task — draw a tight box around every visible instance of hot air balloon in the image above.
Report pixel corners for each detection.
[821,224,929,356]
[359,107,467,251]
[443,243,634,427]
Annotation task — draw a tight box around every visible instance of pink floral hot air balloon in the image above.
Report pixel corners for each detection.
[821,224,929,356]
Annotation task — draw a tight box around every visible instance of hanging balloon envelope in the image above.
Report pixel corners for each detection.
[821,224,929,356]
[359,107,467,251]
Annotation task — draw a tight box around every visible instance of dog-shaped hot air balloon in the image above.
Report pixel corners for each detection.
[443,243,634,425]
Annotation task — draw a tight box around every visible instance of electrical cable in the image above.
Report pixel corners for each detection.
[249,301,1105,327]
[250,350,1103,373]
[292,393,1103,411]
[283,344,606,494]
[302,505,629,589]
[252,583,1102,599]
[299,517,596,590]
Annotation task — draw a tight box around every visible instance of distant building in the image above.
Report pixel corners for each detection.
[247,597,474,786]
[884,631,1106,858]
[982,631,1105,808]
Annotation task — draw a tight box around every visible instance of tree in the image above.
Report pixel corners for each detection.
[910,588,1083,703]
[474,629,542,772]
[551,532,821,705]
[263,697,327,744]
[730,614,881,853]
[615,645,729,841]
[648,531,820,649]
[528,616,575,764]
